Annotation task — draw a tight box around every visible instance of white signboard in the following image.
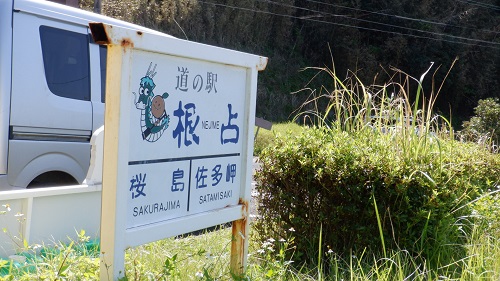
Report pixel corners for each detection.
[126,53,246,229]
[91,23,267,280]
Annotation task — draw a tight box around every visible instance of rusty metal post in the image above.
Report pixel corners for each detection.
[231,219,248,276]
[230,198,249,277]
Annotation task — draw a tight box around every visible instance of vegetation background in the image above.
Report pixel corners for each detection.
[79,0,500,126]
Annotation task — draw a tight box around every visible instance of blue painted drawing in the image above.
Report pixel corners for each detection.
[133,63,170,142]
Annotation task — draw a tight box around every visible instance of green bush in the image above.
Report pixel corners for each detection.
[461,98,500,149]
[254,125,500,267]
[470,189,500,238]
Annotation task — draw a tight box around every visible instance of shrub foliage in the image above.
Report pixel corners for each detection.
[461,97,500,149]
[254,127,500,264]
[254,63,500,268]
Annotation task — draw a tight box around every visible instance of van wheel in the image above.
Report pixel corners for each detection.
[27,171,78,188]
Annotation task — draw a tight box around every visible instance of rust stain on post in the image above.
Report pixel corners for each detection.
[239,198,249,216]
[231,198,249,277]
[121,38,134,48]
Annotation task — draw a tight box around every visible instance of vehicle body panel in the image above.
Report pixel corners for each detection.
[0,0,170,188]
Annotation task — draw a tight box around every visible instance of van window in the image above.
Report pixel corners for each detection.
[40,26,90,101]
[99,45,107,103]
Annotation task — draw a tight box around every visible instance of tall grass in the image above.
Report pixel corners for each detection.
[293,58,458,164]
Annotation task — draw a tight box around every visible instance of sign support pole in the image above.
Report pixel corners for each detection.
[230,217,249,277]
[230,67,258,276]
[99,42,132,281]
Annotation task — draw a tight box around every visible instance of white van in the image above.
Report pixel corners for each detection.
[0,0,166,189]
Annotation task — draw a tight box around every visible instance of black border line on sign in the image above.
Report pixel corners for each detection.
[128,153,241,166]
